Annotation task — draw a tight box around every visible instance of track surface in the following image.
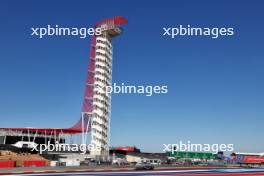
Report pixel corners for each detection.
[14,168,264,176]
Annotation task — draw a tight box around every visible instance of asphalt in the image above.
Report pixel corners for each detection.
[3,168,264,176]
[1,167,264,176]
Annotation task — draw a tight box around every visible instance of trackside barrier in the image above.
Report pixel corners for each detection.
[23,160,46,167]
[0,160,16,168]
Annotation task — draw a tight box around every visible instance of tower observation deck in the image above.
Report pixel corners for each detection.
[74,16,128,157]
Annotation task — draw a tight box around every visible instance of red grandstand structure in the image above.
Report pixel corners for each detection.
[233,152,264,165]
[0,16,128,151]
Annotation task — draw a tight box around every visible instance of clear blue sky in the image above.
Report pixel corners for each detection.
[0,0,263,153]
